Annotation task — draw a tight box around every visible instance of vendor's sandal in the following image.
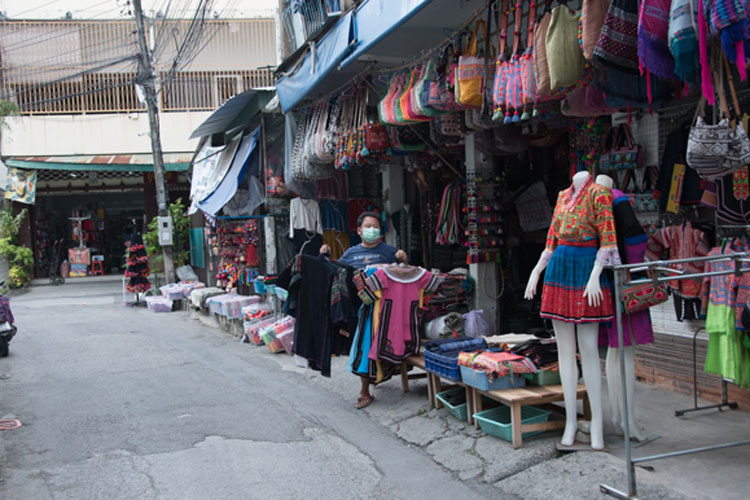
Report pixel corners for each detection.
[355,395,374,409]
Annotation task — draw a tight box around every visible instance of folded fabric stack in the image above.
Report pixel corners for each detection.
[206,294,262,319]
[146,295,173,313]
[189,287,224,309]
[242,303,272,320]
[510,338,560,372]
[178,281,205,297]
[458,351,538,379]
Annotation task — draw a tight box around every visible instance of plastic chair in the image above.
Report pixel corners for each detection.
[91,260,104,276]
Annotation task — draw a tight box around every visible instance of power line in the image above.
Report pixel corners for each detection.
[0,7,130,52]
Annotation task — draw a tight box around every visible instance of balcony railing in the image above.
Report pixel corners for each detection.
[0,19,276,115]
[281,0,346,53]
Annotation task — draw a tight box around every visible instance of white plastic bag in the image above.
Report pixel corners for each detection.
[176,265,199,282]
[425,313,464,339]
[463,310,493,338]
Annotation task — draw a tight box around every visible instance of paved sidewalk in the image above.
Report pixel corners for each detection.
[193,310,750,500]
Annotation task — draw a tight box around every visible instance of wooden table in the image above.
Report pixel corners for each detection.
[470,384,591,449]
[400,355,433,405]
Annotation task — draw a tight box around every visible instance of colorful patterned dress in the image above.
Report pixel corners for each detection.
[540,177,621,323]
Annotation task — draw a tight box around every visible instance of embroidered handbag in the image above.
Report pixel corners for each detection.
[420,59,447,116]
[580,0,609,61]
[492,0,512,120]
[437,113,465,137]
[622,276,669,313]
[607,124,643,171]
[456,19,488,108]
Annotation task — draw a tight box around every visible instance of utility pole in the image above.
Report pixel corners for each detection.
[133,0,175,283]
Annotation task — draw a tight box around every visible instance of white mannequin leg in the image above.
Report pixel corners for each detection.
[577,323,604,449]
[606,345,646,441]
[551,320,579,446]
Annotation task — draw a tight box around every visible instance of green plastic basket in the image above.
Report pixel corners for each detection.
[436,388,468,421]
[472,405,551,442]
[523,370,561,386]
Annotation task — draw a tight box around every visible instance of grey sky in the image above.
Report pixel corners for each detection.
[0,0,278,19]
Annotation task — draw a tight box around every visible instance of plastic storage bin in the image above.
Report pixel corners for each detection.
[146,296,173,313]
[523,370,561,386]
[436,388,468,421]
[459,366,526,391]
[472,405,551,442]
[424,349,462,381]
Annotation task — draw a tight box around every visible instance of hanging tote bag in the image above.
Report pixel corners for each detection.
[545,6,586,90]
[519,0,539,120]
[534,11,553,97]
[439,43,464,111]
[499,0,526,123]
[379,75,403,125]
[580,0,610,61]
[419,59,447,116]
[637,0,677,80]
[456,19,488,108]
[668,0,700,84]
[399,67,432,123]
[492,0,512,121]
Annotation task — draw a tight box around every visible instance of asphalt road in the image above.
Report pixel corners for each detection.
[0,281,500,500]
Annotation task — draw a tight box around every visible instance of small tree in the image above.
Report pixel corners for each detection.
[144,198,190,268]
[0,207,32,288]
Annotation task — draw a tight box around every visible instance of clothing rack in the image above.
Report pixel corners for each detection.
[601,253,750,499]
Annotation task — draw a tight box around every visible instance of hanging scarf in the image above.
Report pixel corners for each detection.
[669,0,701,83]
[638,0,678,79]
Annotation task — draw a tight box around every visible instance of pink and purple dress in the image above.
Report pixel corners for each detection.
[366,266,441,364]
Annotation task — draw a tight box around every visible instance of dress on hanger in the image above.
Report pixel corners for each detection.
[540,177,620,323]
[366,265,442,363]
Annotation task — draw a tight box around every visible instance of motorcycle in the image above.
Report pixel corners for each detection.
[0,283,16,357]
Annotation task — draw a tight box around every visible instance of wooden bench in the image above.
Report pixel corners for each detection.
[470,384,591,449]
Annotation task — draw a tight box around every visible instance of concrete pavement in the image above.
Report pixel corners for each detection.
[1,280,749,499]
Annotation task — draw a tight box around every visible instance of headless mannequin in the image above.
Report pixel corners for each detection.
[595,174,646,442]
[524,171,604,449]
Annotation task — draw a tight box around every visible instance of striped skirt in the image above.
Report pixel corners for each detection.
[541,244,614,323]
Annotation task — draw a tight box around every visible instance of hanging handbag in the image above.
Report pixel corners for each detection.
[622,273,669,313]
[534,10,553,97]
[608,124,643,171]
[518,0,539,120]
[545,5,586,90]
[399,67,432,123]
[438,43,465,111]
[455,19,488,108]
[580,0,610,61]
[492,0,511,120]
[419,59,447,116]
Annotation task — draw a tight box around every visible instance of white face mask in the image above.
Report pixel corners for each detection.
[361,227,380,243]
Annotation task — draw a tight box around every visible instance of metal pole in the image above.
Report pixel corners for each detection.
[133,0,175,284]
[617,267,636,497]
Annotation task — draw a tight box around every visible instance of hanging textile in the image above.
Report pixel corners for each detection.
[435,183,464,245]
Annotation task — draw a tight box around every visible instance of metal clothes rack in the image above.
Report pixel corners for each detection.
[600,252,750,499]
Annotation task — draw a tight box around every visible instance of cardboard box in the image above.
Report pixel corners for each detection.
[68,248,90,265]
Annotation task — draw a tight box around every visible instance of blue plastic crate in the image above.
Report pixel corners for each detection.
[473,405,551,442]
[424,349,462,381]
[459,366,526,391]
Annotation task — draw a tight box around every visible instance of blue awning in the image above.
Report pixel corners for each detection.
[339,0,433,69]
[197,126,260,216]
[276,12,355,113]
[274,0,485,111]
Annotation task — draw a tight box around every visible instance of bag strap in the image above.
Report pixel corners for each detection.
[723,53,741,118]
[620,123,635,149]
[468,19,487,57]
[499,0,509,56]
[526,0,537,50]
[511,0,523,56]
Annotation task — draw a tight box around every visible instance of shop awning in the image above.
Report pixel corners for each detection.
[197,126,260,216]
[3,153,192,172]
[275,0,485,110]
[189,90,274,140]
[276,11,355,113]
[338,0,434,69]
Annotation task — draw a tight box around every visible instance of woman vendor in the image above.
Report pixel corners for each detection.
[321,211,407,409]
